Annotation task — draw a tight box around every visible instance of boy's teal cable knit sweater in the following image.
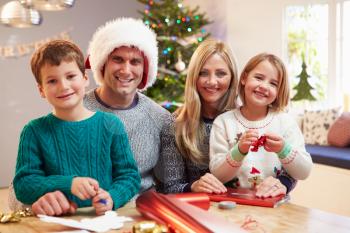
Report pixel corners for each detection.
[13,111,140,209]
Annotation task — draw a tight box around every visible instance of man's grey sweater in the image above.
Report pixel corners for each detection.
[84,89,172,192]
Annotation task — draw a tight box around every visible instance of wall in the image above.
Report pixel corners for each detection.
[184,0,230,40]
[226,0,286,69]
[186,0,287,70]
[0,0,142,187]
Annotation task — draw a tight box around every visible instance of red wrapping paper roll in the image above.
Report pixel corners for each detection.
[136,190,246,233]
[136,190,212,233]
[168,193,210,210]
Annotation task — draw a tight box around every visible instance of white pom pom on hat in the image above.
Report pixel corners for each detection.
[86,17,158,91]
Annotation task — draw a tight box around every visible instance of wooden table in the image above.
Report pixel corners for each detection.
[1,201,350,233]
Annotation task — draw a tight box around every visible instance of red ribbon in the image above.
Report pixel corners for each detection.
[250,135,267,152]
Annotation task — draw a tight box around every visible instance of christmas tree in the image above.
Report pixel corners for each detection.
[291,58,317,101]
[138,0,210,111]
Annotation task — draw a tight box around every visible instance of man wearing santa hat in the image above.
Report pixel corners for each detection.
[84,17,172,194]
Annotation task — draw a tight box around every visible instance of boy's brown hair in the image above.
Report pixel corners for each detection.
[31,39,85,84]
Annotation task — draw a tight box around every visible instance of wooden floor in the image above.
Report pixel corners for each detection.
[290,163,350,217]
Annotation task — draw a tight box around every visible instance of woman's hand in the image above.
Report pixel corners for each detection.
[191,173,227,194]
[238,129,259,154]
[255,176,287,198]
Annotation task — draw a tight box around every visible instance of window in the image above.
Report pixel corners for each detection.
[285,0,350,110]
[338,1,350,109]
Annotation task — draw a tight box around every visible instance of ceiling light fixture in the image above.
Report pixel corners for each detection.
[0,0,42,28]
[20,0,75,11]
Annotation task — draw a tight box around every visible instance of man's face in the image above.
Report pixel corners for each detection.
[103,46,144,99]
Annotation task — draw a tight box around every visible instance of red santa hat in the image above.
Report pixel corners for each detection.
[86,17,158,91]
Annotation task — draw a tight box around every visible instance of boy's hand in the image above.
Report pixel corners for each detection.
[263,132,284,153]
[32,191,77,216]
[238,129,259,154]
[71,177,99,200]
[92,188,113,215]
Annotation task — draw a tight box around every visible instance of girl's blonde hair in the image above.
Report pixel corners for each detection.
[175,38,238,164]
[238,53,290,112]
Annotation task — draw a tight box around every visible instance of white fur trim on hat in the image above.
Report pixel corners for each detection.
[87,17,158,91]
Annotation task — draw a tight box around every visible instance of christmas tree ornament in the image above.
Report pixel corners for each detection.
[175,53,186,72]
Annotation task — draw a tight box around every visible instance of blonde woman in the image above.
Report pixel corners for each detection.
[155,40,297,196]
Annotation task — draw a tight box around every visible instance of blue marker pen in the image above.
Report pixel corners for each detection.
[99,199,107,205]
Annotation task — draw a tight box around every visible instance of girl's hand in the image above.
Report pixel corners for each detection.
[255,176,287,198]
[92,188,113,215]
[71,177,99,200]
[191,173,227,194]
[263,132,284,153]
[238,129,259,154]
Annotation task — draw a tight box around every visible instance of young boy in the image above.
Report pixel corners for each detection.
[13,39,140,216]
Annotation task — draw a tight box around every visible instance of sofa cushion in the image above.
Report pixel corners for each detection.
[306,144,350,169]
[327,112,350,147]
[303,107,341,145]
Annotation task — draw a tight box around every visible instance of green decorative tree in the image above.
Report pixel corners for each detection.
[138,0,210,111]
[291,58,317,101]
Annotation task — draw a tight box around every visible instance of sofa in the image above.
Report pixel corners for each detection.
[298,109,350,169]
[306,144,350,169]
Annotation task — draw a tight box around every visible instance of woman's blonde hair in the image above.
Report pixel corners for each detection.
[175,38,238,164]
[238,53,290,112]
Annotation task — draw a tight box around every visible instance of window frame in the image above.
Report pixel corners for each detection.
[283,0,349,108]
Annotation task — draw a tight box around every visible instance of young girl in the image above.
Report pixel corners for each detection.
[209,53,312,197]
